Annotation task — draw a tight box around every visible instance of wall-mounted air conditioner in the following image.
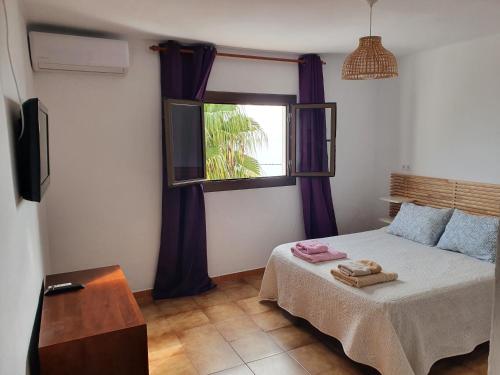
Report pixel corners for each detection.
[29,32,129,74]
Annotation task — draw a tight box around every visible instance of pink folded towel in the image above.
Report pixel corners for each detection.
[291,246,347,263]
[296,240,328,254]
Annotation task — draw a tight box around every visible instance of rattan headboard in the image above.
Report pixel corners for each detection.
[389,173,500,218]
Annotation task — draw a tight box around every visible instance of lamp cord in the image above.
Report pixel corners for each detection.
[2,0,25,140]
[369,3,373,37]
[366,0,378,37]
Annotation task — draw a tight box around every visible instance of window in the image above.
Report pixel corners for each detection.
[164,99,206,187]
[203,92,295,191]
[163,92,336,192]
[290,103,337,177]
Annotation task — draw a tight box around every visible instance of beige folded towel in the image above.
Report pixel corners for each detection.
[338,259,382,277]
[331,268,398,288]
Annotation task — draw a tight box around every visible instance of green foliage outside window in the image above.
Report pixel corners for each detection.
[204,104,267,180]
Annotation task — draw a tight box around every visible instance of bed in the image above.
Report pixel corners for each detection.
[259,228,495,375]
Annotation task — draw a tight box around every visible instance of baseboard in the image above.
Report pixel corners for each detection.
[133,289,154,305]
[211,267,265,284]
[133,267,265,304]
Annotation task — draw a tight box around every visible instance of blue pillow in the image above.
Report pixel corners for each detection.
[387,203,453,246]
[437,209,499,263]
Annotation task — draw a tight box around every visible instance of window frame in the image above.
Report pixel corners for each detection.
[164,98,207,187]
[202,91,297,193]
[290,103,337,177]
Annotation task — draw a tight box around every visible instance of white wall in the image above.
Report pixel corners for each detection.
[323,55,400,233]
[0,0,50,374]
[34,40,162,292]
[399,34,500,184]
[398,34,500,373]
[204,51,305,276]
[34,42,400,292]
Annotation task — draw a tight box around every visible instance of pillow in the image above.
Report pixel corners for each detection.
[387,203,453,246]
[437,209,499,263]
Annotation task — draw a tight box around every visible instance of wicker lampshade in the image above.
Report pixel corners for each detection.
[342,36,398,80]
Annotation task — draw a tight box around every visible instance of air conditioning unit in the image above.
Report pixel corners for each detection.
[29,32,129,74]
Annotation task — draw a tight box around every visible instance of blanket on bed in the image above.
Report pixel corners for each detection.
[259,229,495,375]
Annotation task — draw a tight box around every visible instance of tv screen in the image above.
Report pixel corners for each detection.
[17,98,50,202]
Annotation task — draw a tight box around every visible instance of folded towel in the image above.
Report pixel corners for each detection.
[291,246,347,263]
[331,268,398,288]
[338,260,382,277]
[296,240,328,254]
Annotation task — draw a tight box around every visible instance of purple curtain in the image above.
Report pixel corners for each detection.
[153,41,216,299]
[298,54,338,239]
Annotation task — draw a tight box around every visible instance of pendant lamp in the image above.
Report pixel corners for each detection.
[342,0,398,80]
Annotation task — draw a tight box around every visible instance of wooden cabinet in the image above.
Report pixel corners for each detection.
[39,265,148,375]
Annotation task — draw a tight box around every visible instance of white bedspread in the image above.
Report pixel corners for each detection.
[259,229,495,375]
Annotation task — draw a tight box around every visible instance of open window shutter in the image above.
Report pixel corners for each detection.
[163,99,207,187]
[290,103,337,177]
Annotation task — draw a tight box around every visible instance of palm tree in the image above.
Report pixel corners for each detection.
[204,104,267,180]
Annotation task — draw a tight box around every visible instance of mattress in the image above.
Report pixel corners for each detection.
[259,229,495,375]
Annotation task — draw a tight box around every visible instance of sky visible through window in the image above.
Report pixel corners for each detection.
[240,104,287,177]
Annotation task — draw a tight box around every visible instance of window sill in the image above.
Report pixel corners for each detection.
[203,176,296,193]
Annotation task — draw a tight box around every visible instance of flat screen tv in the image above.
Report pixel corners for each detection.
[17,98,50,202]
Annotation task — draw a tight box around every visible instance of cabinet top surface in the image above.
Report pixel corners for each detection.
[39,265,145,348]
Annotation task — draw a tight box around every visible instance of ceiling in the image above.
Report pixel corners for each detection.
[22,0,500,55]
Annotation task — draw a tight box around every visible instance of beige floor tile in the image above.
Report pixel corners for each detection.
[212,364,254,375]
[193,288,231,307]
[216,280,248,290]
[268,325,317,350]
[149,351,198,375]
[214,315,262,342]
[230,331,283,362]
[248,353,309,375]
[203,302,246,323]
[147,316,172,337]
[243,275,263,290]
[140,303,164,322]
[288,342,344,374]
[236,296,274,315]
[179,324,243,375]
[156,296,198,316]
[223,284,259,302]
[250,308,293,331]
[166,309,210,332]
[148,332,183,362]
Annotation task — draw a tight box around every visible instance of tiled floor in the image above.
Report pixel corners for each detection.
[139,272,489,375]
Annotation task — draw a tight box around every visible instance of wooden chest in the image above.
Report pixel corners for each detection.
[39,265,148,375]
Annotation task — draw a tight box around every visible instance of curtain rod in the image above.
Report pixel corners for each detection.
[149,45,326,65]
